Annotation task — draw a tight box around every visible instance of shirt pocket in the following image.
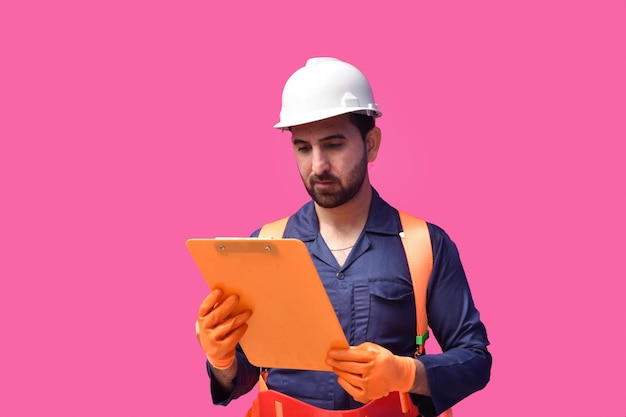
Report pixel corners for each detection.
[366,278,417,355]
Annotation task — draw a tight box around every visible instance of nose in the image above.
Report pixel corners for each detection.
[311,148,330,176]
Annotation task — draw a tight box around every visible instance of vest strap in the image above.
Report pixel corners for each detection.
[398,211,432,356]
[258,217,290,239]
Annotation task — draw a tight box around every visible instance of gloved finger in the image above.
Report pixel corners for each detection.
[336,369,390,402]
[327,358,374,376]
[200,318,244,352]
[203,322,249,367]
[199,294,242,329]
[332,368,367,389]
[210,310,252,342]
[326,349,375,374]
[199,310,251,356]
[198,289,224,317]
[327,345,377,362]
[336,376,369,404]
[215,322,249,354]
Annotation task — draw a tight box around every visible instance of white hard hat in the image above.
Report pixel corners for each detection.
[274,57,382,129]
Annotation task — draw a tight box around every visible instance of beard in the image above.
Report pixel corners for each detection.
[303,151,368,209]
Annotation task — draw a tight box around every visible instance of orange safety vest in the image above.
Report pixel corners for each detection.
[246,212,452,417]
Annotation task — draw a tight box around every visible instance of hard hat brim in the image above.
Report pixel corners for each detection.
[273,107,382,129]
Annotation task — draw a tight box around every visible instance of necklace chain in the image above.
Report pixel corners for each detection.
[329,244,355,251]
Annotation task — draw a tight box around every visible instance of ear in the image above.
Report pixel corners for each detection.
[365,127,382,163]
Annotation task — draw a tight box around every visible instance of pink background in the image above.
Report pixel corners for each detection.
[1,1,624,416]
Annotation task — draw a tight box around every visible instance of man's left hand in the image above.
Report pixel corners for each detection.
[326,342,416,404]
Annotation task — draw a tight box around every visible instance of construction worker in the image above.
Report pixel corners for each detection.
[195,57,491,417]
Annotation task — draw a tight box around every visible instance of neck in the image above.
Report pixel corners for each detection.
[315,179,373,236]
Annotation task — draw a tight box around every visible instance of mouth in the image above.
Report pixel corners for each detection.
[313,179,336,187]
[308,174,340,192]
[310,181,338,195]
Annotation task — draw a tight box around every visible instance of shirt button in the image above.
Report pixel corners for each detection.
[336,272,345,280]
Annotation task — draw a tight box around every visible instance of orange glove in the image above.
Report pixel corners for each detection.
[326,342,416,404]
[196,288,252,369]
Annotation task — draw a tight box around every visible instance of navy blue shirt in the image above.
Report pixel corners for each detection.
[208,189,491,416]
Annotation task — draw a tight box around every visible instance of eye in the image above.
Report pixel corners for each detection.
[325,142,343,149]
[296,145,311,153]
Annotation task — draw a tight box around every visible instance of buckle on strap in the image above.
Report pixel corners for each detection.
[415,330,429,357]
[416,330,429,346]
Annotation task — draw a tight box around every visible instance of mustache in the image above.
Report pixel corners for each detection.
[310,173,339,182]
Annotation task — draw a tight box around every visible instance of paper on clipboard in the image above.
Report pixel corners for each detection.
[186,238,349,371]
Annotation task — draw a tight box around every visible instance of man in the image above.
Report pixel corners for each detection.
[195,57,491,417]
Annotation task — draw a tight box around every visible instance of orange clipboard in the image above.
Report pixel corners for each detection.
[186,237,349,371]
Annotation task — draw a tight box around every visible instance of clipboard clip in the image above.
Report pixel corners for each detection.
[216,238,272,253]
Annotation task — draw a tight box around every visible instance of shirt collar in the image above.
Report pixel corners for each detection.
[286,187,401,241]
[363,188,402,236]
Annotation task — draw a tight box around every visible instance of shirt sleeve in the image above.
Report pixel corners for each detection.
[413,223,492,416]
[207,345,260,405]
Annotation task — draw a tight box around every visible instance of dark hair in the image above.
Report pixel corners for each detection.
[348,112,376,141]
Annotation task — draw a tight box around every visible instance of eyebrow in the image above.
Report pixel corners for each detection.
[292,134,347,144]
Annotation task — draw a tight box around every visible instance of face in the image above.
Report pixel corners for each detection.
[290,114,380,208]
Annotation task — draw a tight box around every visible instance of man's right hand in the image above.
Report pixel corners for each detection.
[196,288,252,370]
